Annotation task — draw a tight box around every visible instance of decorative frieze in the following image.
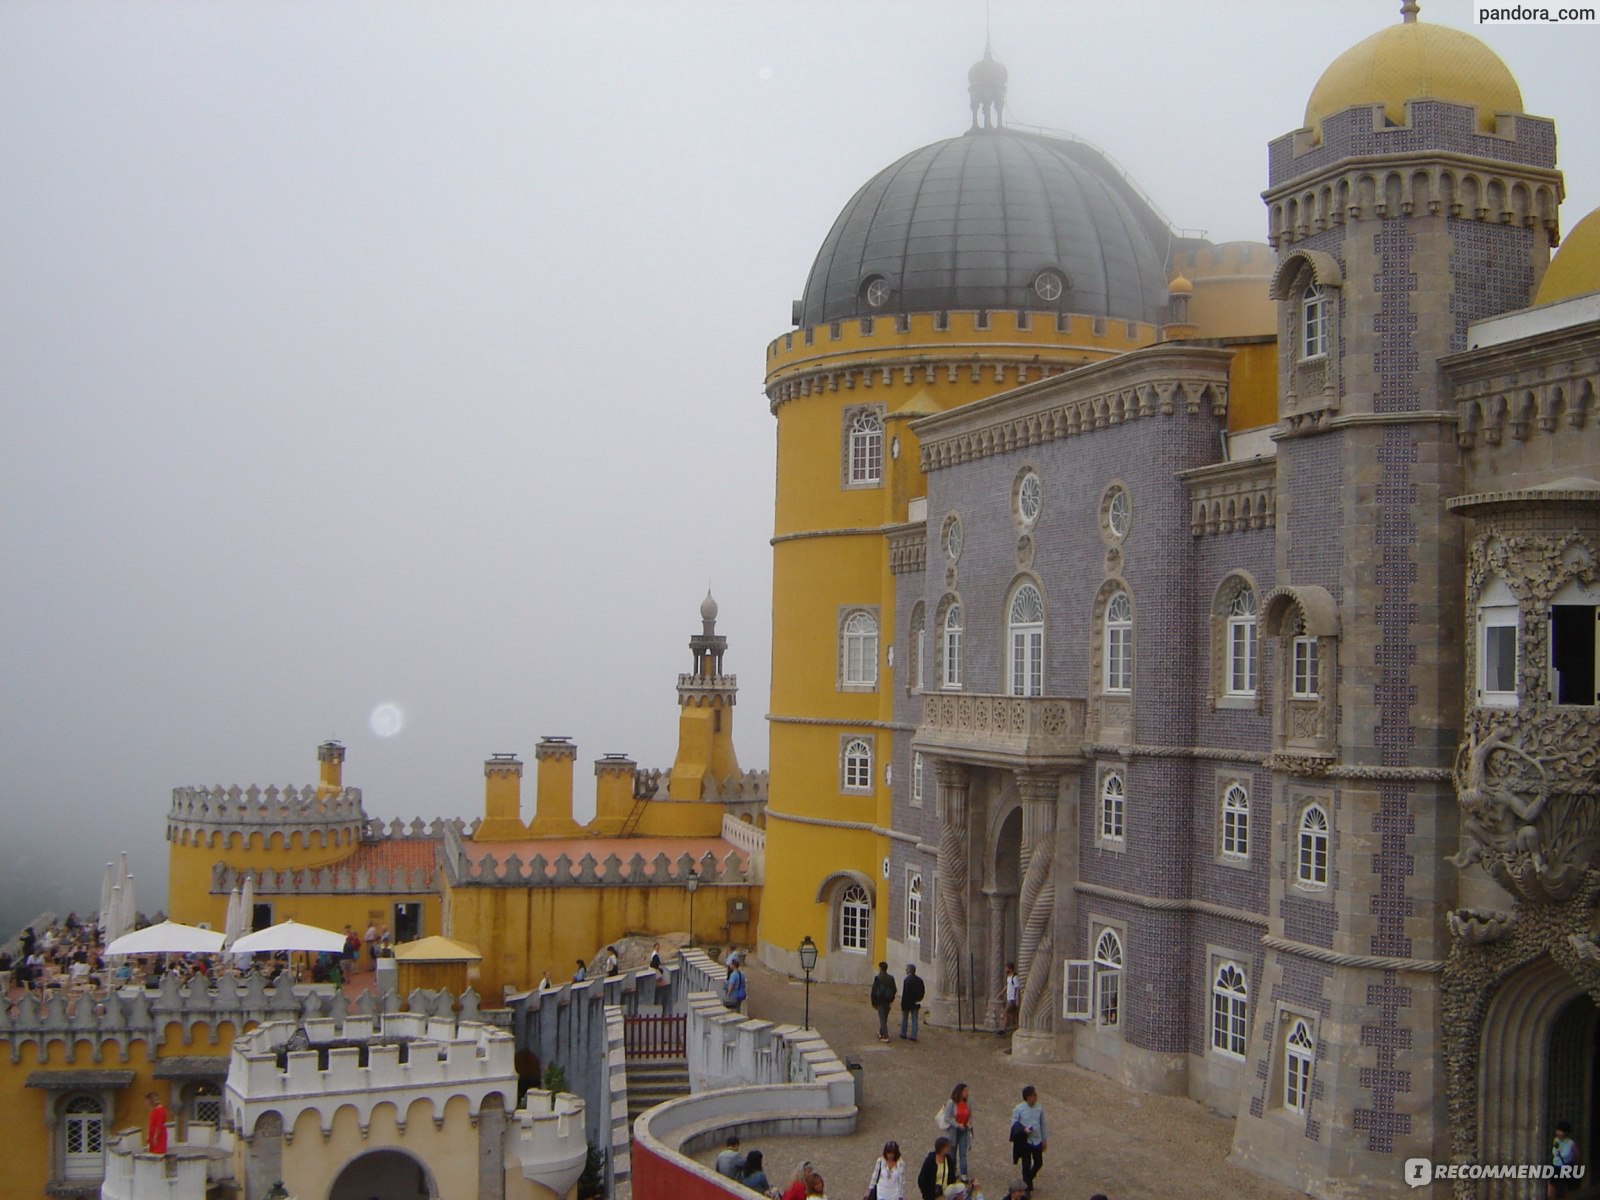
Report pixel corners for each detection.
[914,694,1086,767]
[1182,459,1277,537]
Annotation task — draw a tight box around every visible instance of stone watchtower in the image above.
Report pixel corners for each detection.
[1229,5,1562,1195]
[669,590,741,799]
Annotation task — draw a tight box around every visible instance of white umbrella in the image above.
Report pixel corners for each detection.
[240,873,256,933]
[122,873,136,935]
[222,885,243,948]
[231,919,347,955]
[105,921,226,957]
[98,863,115,940]
[107,884,127,944]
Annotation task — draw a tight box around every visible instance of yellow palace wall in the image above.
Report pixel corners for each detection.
[167,828,362,928]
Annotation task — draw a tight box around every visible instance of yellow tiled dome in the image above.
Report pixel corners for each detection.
[1536,206,1600,305]
[1304,11,1522,141]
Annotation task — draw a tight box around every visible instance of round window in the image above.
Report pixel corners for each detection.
[1017,470,1042,526]
[942,515,963,562]
[863,277,892,309]
[1106,487,1131,540]
[1034,270,1064,302]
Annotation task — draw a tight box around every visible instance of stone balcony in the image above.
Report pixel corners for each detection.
[913,693,1088,768]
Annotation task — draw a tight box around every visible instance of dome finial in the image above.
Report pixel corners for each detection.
[1400,0,1420,22]
[967,39,1007,131]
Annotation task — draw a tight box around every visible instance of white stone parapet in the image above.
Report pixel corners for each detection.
[226,1012,517,1139]
[512,1088,590,1196]
[719,815,765,882]
[101,1125,232,1200]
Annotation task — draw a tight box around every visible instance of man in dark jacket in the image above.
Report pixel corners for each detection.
[900,963,926,1041]
[870,961,898,1043]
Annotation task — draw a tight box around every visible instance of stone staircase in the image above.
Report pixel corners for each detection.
[627,1057,690,1122]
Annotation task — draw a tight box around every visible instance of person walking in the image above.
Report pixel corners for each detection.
[1550,1120,1579,1199]
[145,1091,169,1156]
[870,961,898,1043]
[942,1081,974,1177]
[725,957,747,1012]
[364,920,379,968]
[1001,963,1020,1034]
[866,1140,906,1200]
[900,963,926,1041]
[917,1137,958,1200]
[1008,1086,1047,1194]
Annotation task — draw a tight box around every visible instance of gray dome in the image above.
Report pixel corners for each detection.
[798,128,1173,328]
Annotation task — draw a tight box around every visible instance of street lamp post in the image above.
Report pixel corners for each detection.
[685,868,699,947]
[798,935,818,1030]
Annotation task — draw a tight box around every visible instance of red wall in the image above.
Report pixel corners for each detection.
[631,1138,749,1200]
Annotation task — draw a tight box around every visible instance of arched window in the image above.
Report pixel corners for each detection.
[1099,772,1125,844]
[943,603,964,689]
[1285,1018,1316,1112]
[1477,576,1519,707]
[63,1095,104,1179]
[1221,782,1250,861]
[1093,929,1123,1027]
[1292,628,1320,699]
[1104,591,1133,693]
[843,738,873,793]
[906,872,922,942]
[1297,805,1329,888]
[1226,587,1259,697]
[842,610,879,688]
[1211,962,1249,1057]
[908,601,926,694]
[848,410,884,484]
[839,883,871,952]
[1009,583,1045,696]
[1302,284,1327,359]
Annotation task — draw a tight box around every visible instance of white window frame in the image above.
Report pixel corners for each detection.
[1548,579,1599,707]
[943,603,963,690]
[838,882,870,952]
[1285,1018,1316,1112]
[1226,588,1259,697]
[906,871,922,943]
[848,410,884,485]
[1009,583,1045,697]
[63,1094,105,1180]
[1099,771,1126,846]
[1476,577,1519,707]
[842,738,873,793]
[1063,960,1092,1020]
[1301,285,1328,361]
[1105,591,1133,693]
[842,610,879,688]
[1093,928,1123,1028]
[1291,635,1320,699]
[912,751,923,806]
[1211,961,1249,1059]
[1220,782,1250,861]
[1296,804,1329,889]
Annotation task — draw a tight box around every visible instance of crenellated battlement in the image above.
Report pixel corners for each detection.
[167,785,370,852]
[631,767,767,803]
[441,822,754,888]
[210,861,435,896]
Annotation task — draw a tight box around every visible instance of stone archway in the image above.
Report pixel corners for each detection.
[982,805,1023,1028]
[328,1147,440,1200]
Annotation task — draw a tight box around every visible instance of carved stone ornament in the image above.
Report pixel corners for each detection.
[1446,907,1518,945]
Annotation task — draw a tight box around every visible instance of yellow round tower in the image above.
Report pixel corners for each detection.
[758,52,1186,981]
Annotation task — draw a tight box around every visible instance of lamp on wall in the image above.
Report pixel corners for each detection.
[798,935,818,1029]
[264,1184,292,1200]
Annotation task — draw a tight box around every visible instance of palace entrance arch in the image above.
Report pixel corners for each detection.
[328,1148,439,1200]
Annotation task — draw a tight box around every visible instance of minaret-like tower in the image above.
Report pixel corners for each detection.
[1229,6,1561,1195]
[669,591,741,799]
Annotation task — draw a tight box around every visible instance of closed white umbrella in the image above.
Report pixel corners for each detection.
[240,873,256,933]
[105,921,226,957]
[121,874,137,938]
[222,885,243,948]
[231,919,346,955]
[98,863,115,940]
[107,884,127,944]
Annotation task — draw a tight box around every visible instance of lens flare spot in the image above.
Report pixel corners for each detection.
[369,703,404,738]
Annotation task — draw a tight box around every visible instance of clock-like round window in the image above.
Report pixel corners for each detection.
[942,515,963,562]
[863,277,892,309]
[1017,470,1042,526]
[1033,270,1065,302]
[1106,486,1131,540]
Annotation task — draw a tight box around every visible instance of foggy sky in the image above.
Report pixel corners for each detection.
[3,1,1597,933]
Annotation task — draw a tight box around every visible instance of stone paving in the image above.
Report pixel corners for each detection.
[692,958,1310,1200]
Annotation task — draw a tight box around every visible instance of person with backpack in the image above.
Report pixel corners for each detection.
[870,960,898,1042]
[725,958,747,1011]
[900,963,926,1041]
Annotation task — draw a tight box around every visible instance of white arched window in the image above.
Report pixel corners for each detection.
[839,883,870,951]
[843,738,873,792]
[1475,576,1519,707]
[906,872,922,942]
[63,1095,104,1179]
[1009,583,1045,697]
[1105,591,1133,693]
[1302,284,1328,360]
[1226,587,1259,697]
[943,603,964,689]
[1093,929,1123,1027]
[848,410,884,484]
[1221,782,1249,860]
[1211,962,1249,1057]
[1100,772,1126,844]
[1285,1018,1316,1112]
[1297,805,1329,888]
[842,611,879,688]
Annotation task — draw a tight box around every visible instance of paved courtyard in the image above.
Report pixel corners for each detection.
[691,958,1311,1200]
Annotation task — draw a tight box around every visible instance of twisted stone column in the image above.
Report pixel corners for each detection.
[1015,771,1059,1033]
[934,760,970,1009]
[984,891,1009,1029]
